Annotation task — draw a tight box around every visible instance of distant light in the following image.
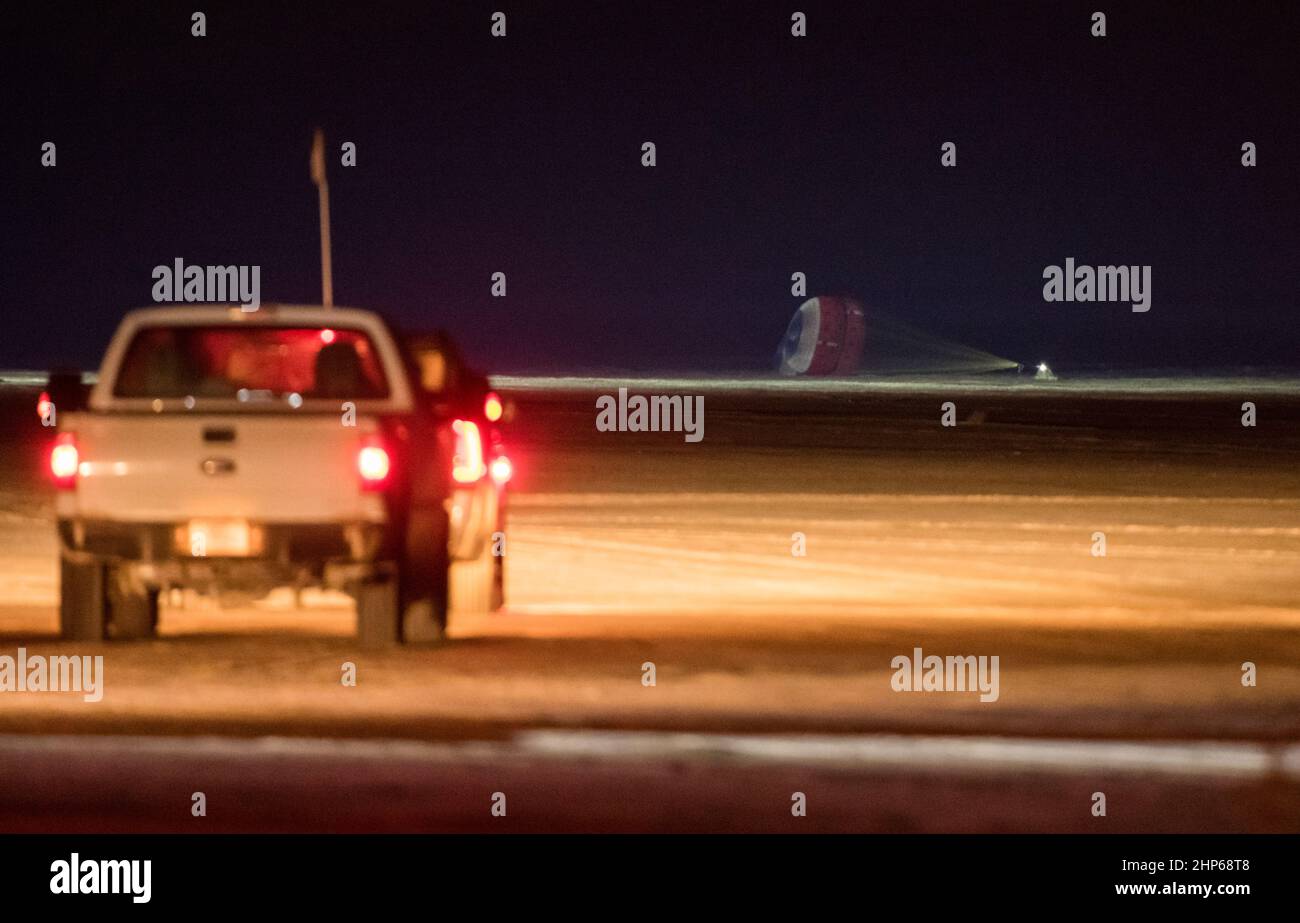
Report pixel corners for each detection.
[320,329,336,344]
[237,389,250,402]
[184,395,196,410]
[287,392,303,409]
[484,391,504,422]
[1037,363,1048,372]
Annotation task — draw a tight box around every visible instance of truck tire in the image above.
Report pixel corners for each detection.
[356,508,450,646]
[400,507,450,642]
[60,554,107,641]
[105,566,159,640]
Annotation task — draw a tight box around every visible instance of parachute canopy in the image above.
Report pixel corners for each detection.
[776,296,867,376]
[777,295,1017,377]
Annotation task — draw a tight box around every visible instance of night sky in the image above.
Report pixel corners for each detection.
[4,1,1297,374]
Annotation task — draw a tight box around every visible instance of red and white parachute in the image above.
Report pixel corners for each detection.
[776,296,867,376]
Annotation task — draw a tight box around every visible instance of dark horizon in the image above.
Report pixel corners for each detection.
[4,1,1297,374]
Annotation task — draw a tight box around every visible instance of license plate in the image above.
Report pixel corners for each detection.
[180,519,259,557]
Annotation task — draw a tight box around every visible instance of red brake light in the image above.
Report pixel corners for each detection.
[358,440,390,488]
[37,391,53,423]
[50,433,79,487]
[484,392,503,423]
[452,419,486,483]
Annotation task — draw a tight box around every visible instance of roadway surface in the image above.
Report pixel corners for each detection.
[0,377,1297,831]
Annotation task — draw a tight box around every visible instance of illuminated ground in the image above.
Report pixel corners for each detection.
[0,379,1297,831]
[493,371,1300,396]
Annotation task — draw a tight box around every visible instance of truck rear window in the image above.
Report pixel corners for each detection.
[112,326,390,399]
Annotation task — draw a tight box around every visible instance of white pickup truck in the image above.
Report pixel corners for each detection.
[47,304,503,645]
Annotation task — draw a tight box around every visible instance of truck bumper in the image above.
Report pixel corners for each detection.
[58,519,387,565]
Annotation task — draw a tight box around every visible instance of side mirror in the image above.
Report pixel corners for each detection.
[46,369,90,414]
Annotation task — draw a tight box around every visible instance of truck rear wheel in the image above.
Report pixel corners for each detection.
[356,508,450,647]
[400,508,450,642]
[60,554,107,641]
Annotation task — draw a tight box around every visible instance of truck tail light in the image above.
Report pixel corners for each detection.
[452,419,486,483]
[50,433,79,488]
[357,439,391,489]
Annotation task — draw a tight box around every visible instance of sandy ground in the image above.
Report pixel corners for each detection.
[0,380,1297,830]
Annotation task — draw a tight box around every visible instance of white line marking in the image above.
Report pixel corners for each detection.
[0,732,1296,780]
[516,731,1297,779]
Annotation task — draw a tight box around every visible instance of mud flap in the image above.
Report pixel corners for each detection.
[106,566,160,640]
[356,571,400,648]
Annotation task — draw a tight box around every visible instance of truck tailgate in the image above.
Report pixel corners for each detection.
[64,413,384,523]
